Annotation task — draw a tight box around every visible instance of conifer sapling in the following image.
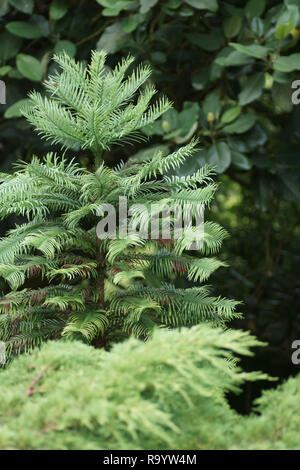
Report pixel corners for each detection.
[0,51,240,358]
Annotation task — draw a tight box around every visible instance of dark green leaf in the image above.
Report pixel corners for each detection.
[140,0,158,14]
[223,114,256,134]
[275,4,299,36]
[215,50,254,66]
[273,54,300,72]
[275,23,294,40]
[187,29,224,51]
[184,0,218,12]
[54,41,77,58]
[191,69,210,91]
[0,65,12,76]
[221,106,242,124]
[120,16,139,33]
[245,0,265,18]
[223,16,242,38]
[203,92,221,118]
[238,73,265,106]
[4,99,31,119]
[8,0,34,14]
[6,21,44,39]
[97,23,130,54]
[16,54,43,81]
[50,0,69,20]
[229,42,269,59]
[231,151,252,170]
[0,32,22,61]
[207,142,231,173]
[251,17,264,36]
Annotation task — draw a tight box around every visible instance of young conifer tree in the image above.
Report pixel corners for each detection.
[0,51,240,357]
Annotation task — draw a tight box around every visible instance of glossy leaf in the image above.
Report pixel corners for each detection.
[16,54,43,81]
[184,0,218,12]
[207,142,231,173]
[238,73,265,106]
[223,114,256,134]
[6,21,44,39]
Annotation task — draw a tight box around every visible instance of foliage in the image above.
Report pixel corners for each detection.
[0,1,299,449]
[235,373,300,450]
[1,2,300,339]
[1,2,300,353]
[211,176,300,398]
[23,51,171,159]
[214,179,300,347]
[0,52,240,358]
[0,324,272,450]
[1,323,299,450]
[1,0,300,204]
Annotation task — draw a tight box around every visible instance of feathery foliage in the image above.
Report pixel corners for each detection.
[23,51,171,164]
[0,325,272,450]
[0,52,240,358]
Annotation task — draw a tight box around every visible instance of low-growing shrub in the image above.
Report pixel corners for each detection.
[0,324,267,450]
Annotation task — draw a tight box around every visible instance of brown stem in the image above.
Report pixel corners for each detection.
[75,21,114,46]
[92,237,106,349]
[25,366,47,397]
[96,238,105,309]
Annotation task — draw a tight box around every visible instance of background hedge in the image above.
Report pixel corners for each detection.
[1,0,300,412]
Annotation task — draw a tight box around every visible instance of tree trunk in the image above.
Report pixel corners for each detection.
[92,237,107,349]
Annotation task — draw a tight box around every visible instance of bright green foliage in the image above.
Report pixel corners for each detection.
[0,1,299,452]
[2,0,300,201]
[0,324,270,450]
[0,52,240,358]
[233,376,300,450]
[1,324,298,450]
[1,0,300,365]
[23,51,171,161]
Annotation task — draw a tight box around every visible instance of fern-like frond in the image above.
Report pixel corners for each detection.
[22,51,171,158]
[62,309,109,341]
[0,52,241,358]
